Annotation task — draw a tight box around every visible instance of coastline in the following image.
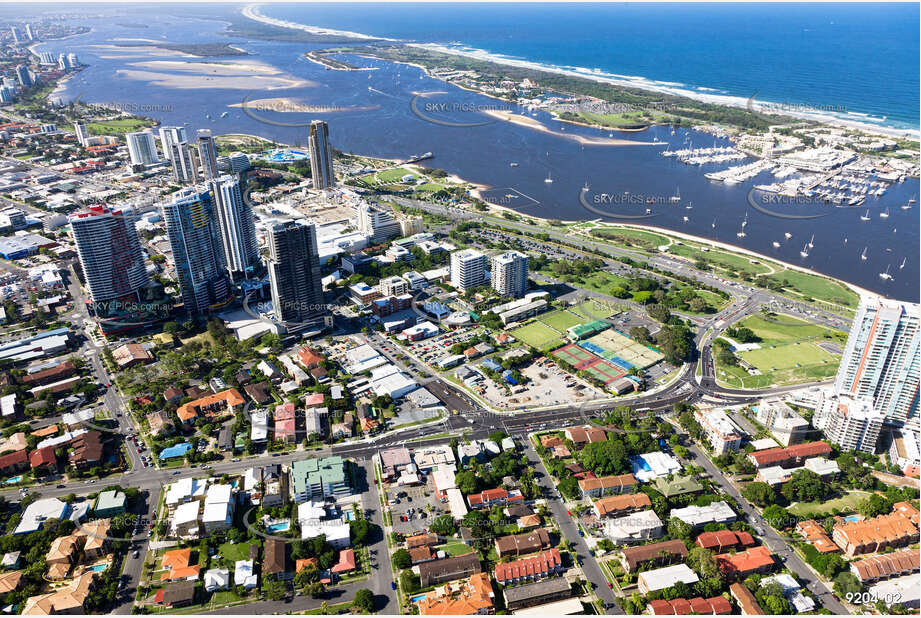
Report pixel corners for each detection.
[482,109,659,146]
[239,7,917,139]
[407,43,919,141]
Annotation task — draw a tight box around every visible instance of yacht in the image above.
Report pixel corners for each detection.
[683,216,689,222]
[784,232,792,239]
[879,207,890,218]
[860,209,871,221]
[670,186,681,203]
[800,244,809,258]
[860,247,868,261]
[901,202,912,210]
[711,219,716,229]
[544,172,553,184]
[808,234,814,249]
[879,265,893,281]
[509,162,518,167]
[772,241,781,248]
[900,257,907,269]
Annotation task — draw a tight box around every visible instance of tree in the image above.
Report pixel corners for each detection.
[353,588,374,613]
[781,469,830,503]
[858,494,893,519]
[263,578,286,601]
[430,514,457,538]
[762,504,792,529]
[833,572,862,598]
[400,570,420,593]
[349,519,371,546]
[392,548,412,570]
[742,482,776,507]
[687,546,718,579]
[455,470,480,495]
[578,439,628,475]
[667,517,692,542]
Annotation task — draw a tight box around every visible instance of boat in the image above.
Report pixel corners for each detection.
[670,186,681,203]
[860,209,871,221]
[772,241,781,248]
[646,208,652,214]
[741,213,748,228]
[736,229,747,238]
[900,257,907,269]
[879,265,893,280]
[910,194,917,204]
[509,162,518,167]
[879,207,890,218]
[683,216,689,222]
[844,237,848,244]
[901,203,912,210]
[544,172,553,184]
[711,219,716,229]
[800,244,809,258]
[808,234,814,249]
[860,247,868,261]
[784,232,792,239]
[220,111,229,118]
[686,202,693,210]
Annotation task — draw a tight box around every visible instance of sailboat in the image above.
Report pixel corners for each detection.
[509,162,518,167]
[879,207,890,218]
[808,234,815,249]
[683,216,689,223]
[860,247,868,261]
[860,209,871,221]
[784,232,792,239]
[800,244,810,258]
[844,237,848,244]
[711,219,717,229]
[910,194,917,204]
[772,241,781,248]
[899,257,907,269]
[879,265,893,280]
[736,228,747,238]
[686,202,693,210]
[670,186,681,203]
[901,202,912,210]
[544,171,553,184]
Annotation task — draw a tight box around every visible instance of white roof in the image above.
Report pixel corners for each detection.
[513,598,584,615]
[405,387,441,408]
[762,573,800,594]
[300,519,350,544]
[14,498,68,535]
[165,478,207,505]
[234,560,258,588]
[631,452,682,481]
[62,408,94,426]
[297,500,327,524]
[205,484,233,506]
[36,428,87,450]
[638,564,699,592]
[432,466,457,492]
[204,568,230,590]
[251,411,268,441]
[446,487,468,520]
[0,394,15,416]
[173,501,200,525]
[203,501,231,525]
[804,457,840,476]
[603,510,663,543]
[671,501,736,527]
[749,438,779,450]
[868,573,921,608]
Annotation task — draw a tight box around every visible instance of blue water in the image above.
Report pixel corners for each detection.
[266,522,290,533]
[843,515,863,522]
[410,594,427,603]
[90,564,107,572]
[3,475,22,485]
[262,2,920,130]
[13,4,920,301]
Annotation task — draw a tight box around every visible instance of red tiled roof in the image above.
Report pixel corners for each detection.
[494,549,561,584]
[749,441,831,466]
[29,446,56,469]
[716,546,774,576]
[331,549,355,573]
[696,529,756,550]
[0,449,27,470]
[850,549,920,581]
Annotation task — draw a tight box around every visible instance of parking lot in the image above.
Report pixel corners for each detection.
[384,475,445,535]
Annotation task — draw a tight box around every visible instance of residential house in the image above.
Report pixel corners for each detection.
[494,529,551,558]
[467,487,524,509]
[494,549,563,585]
[795,520,839,554]
[716,546,775,578]
[564,425,607,446]
[147,410,174,436]
[695,530,756,552]
[850,549,920,582]
[603,510,664,545]
[502,577,572,611]
[176,389,245,423]
[730,582,765,615]
[592,493,652,518]
[637,564,699,594]
[243,382,272,405]
[263,539,292,581]
[577,473,638,498]
[418,553,482,588]
[154,581,196,608]
[619,539,688,573]
[670,501,737,528]
[648,596,733,615]
[415,572,494,615]
[831,501,920,557]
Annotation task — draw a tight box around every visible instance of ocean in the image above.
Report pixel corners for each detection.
[259,2,920,132]
[14,3,921,301]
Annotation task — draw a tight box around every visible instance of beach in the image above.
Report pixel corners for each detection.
[483,109,659,146]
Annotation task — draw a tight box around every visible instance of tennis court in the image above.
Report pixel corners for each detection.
[552,344,625,384]
[584,328,664,369]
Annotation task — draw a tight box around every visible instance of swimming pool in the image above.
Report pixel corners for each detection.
[410,595,427,603]
[843,515,863,523]
[3,475,22,484]
[266,522,290,533]
[89,564,107,573]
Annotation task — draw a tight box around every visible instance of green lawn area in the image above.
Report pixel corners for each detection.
[570,110,655,128]
[413,182,449,193]
[376,167,415,183]
[767,269,860,309]
[787,490,872,517]
[537,309,585,332]
[590,226,670,251]
[715,313,846,388]
[570,299,621,320]
[438,541,474,557]
[87,118,153,135]
[217,541,255,564]
[697,289,731,311]
[510,321,565,351]
[667,242,773,276]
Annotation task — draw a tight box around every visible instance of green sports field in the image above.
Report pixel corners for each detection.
[511,321,565,351]
[570,299,622,320]
[537,309,584,332]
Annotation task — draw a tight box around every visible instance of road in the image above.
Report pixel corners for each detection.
[683,441,848,614]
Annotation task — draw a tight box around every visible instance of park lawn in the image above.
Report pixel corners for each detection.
[697,289,731,311]
[591,226,669,250]
[787,490,872,517]
[88,118,153,135]
[439,541,474,557]
[376,167,415,183]
[716,352,838,389]
[667,243,773,276]
[413,182,449,193]
[739,341,837,371]
[218,541,255,564]
[768,268,860,309]
[737,314,846,346]
[570,299,621,320]
[538,310,585,332]
[573,110,653,128]
[511,321,564,351]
